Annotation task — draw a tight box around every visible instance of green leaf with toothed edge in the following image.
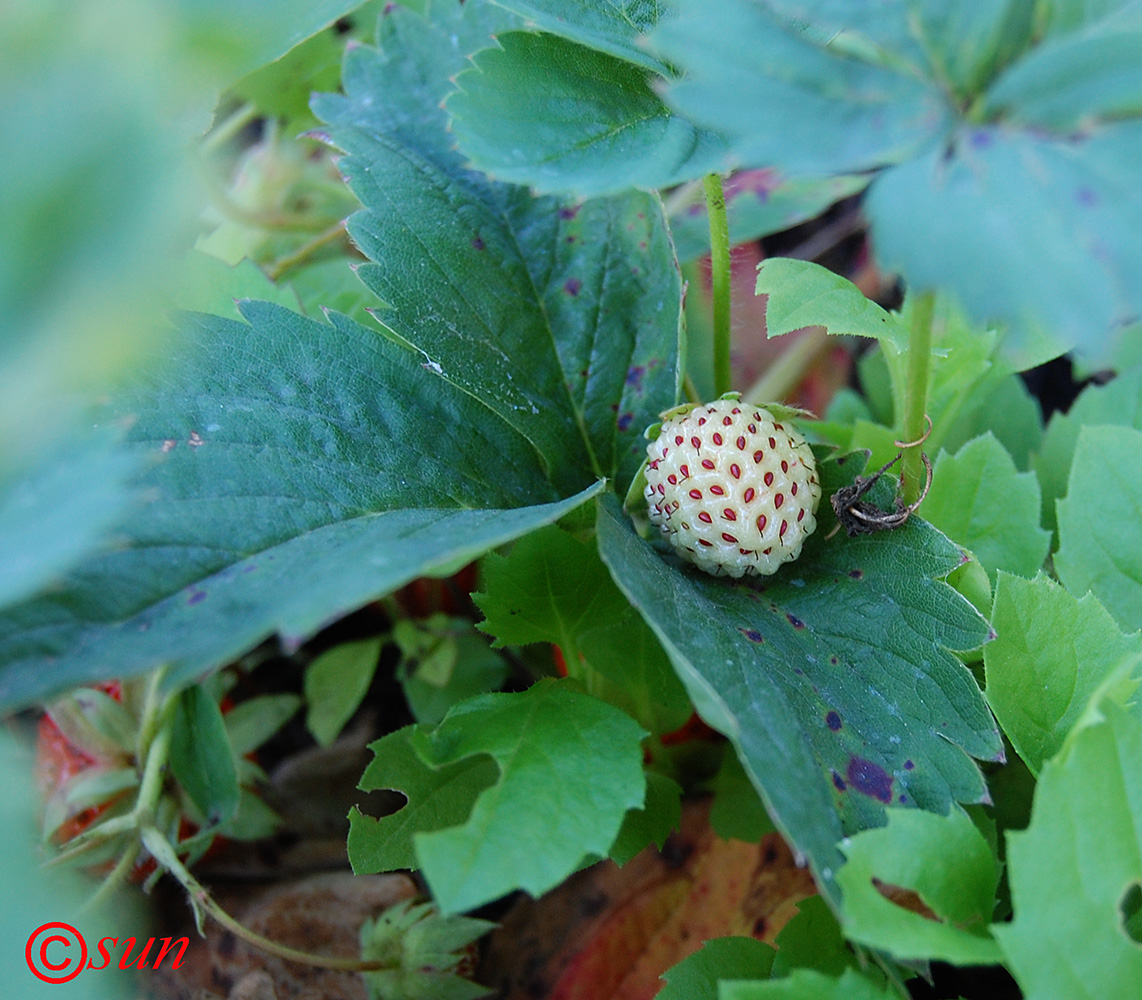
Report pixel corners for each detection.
[994,702,1142,1000]
[985,573,1142,776]
[596,449,1000,901]
[0,302,603,713]
[447,31,729,198]
[352,679,647,914]
[1055,425,1142,633]
[313,1,682,495]
[836,806,1003,965]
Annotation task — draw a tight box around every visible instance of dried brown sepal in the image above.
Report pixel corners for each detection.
[827,450,933,538]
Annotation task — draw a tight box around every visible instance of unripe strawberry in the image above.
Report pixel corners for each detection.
[643,399,821,577]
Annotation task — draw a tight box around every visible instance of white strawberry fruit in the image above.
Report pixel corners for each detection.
[643,399,821,578]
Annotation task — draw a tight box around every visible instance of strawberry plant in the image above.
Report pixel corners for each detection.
[3,1,1142,998]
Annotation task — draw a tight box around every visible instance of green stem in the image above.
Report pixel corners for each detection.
[140,828,392,972]
[703,173,733,397]
[900,291,935,505]
[265,220,349,282]
[201,101,259,154]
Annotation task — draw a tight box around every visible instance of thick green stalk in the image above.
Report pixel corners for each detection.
[901,291,935,505]
[703,173,733,397]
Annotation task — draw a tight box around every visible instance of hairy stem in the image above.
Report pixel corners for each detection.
[140,827,392,972]
[703,173,733,397]
[901,290,935,505]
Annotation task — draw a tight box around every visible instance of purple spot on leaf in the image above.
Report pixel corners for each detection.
[626,365,646,389]
[898,794,907,803]
[188,590,207,606]
[1075,186,1097,207]
[832,772,846,792]
[559,205,581,219]
[564,278,581,296]
[617,412,634,431]
[847,756,893,803]
[826,711,842,731]
[970,129,994,149]
[740,628,764,643]
[904,759,914,770]
[786,613,805,629]
[471,236,485,251]
[848,569,863,580]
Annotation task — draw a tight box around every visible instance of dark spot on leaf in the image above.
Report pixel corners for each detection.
[794,668,804,675]
[243,564,257,573]
[660,832,693,869]
[832,772,846,792]
[617,412,634,431]
[829,656,838,665]
[826,711,842,731]
[847,756,893,803]
[988,629,998,641]
[1075,186,1098,207]
[740,628,764,643]
[639,240,647,250]
[578,891,609,918]
[471,236,485,250]
[753,916,768,936]
[970,129,994,149]
[836,456,846,465]
[786,613,805,629]
[187,590,206,606]
[687,203,703,216]
[763,843,779,865]
[559,205,580,219]
[564,278,581,296]
[904,760,914,770]
[626,365,646,389]
[848,569,863,580]
[898,794,907,803]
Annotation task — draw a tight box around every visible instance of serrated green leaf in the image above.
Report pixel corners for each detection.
[0,303,602,712]
[1055,424,1142,631]
[485,0,673,73]
[755,259,904,349]
[721,967,898,1000]
[224,693,301,756]
[596,465,1001,899]
[836,806,1002,965]
[315,4,682,493]
[658,937,776,1000]
[448,31,728,197]
[921,434,1050,583]
[868,123,1142,369]
[170,686,240,827]
[305,638,383,747]
[984,28,1142,129]
[985,573,1142,775]
[669,171,869,263]
[1034,367,1142,533]
[411,679,646,913]
[994,702,1142,999]
[609,770,682,866]
[474,525,630,650]
[650,0,949,176]
[349,725,499,875]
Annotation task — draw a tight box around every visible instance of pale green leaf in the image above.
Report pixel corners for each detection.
[994,703,1142,999]
[170,686,240,827]
[411,679,647,913]
[1055,425,1142,631]
[305,639,383,747]
[985,573,1142,775]
[721,968,899,1000]
[835,807,1003,965]
[921,434,1050,583]
[658,937,775,1000]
